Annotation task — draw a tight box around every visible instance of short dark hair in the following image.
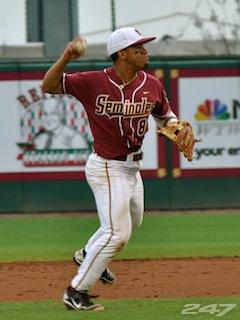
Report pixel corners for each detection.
[110,52,119,62]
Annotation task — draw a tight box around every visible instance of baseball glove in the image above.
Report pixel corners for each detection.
[158,121,198,161]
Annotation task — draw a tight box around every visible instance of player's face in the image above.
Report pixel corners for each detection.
[123,44,149,70]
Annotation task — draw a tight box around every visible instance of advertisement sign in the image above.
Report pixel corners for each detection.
[0,71,160,181]
[170,68,240,177]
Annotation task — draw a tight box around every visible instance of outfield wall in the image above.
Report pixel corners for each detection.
[0,57,239,212]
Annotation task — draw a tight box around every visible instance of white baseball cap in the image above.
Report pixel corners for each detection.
[107,27,156,56]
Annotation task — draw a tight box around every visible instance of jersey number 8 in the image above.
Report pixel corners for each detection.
[137,118,148,136]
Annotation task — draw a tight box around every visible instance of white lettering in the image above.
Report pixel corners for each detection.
[95,95,155,119]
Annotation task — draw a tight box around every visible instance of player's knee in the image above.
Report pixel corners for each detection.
[112,232,131,252]
[131,209,144,231]
[132,214,143,230]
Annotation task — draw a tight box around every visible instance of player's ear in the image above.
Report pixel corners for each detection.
[118,50,127,60]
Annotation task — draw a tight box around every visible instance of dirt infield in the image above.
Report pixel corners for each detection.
[1,257,240,301]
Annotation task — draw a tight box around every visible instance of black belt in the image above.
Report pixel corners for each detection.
[112,152,143,162]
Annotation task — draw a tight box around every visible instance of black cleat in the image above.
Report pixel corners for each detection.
[73,248,116,284]
[63,286,104,311]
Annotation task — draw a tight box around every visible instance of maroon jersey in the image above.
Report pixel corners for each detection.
[63,67,171,159]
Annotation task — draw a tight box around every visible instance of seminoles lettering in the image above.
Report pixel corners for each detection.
[95,94,155,118]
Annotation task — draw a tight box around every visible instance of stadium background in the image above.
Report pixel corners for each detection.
[0,1,240,320]
[0,0,240,212]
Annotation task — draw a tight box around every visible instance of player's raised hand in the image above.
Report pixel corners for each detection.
[63,36,87,61]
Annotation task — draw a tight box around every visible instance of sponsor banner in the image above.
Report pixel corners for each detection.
[0,73,160,181]
[170,68,240,177]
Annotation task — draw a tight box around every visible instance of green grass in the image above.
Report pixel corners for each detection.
[0,211,240,262]
[1,211,240,320]
[0,297,240,320]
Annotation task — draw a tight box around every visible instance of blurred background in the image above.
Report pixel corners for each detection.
[0,0,239,58]
[0,0,239,212]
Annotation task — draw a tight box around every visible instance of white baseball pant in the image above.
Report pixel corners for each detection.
[71,152,144,291]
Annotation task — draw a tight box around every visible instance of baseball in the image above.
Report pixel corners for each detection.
[74,39,87,56]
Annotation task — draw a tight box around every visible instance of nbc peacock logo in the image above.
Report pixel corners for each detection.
[194,99,231,121]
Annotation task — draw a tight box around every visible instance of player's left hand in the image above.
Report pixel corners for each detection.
[158,120,199,161]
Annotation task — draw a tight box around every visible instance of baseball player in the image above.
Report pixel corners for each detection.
[42,27,179,311]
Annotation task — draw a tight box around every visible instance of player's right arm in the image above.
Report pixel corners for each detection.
[42,37,86,94]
